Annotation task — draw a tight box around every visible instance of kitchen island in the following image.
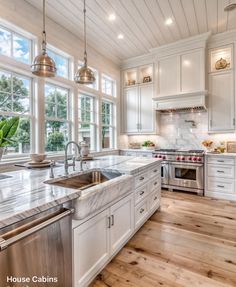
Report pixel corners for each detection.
[0,155,161,287]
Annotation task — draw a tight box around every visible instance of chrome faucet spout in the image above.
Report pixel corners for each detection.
[64,141,81,175]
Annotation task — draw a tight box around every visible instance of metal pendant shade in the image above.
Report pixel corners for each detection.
[31,0,56,77]
[74,0,95,84]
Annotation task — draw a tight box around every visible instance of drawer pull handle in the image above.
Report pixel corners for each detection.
[154,182,158,186]
[139,191,145,195]
[153,169,157,173]
[140,208,145,214]
[217,160,225,163]
[217,185,225,188]
[217,170,224,173]
[108,216,111,228]
[139,176,145,181]
[154,196,158,200]
[111,215,114,226]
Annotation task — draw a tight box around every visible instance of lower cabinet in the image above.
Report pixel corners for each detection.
[205,155,236,200]
[73,194,134,287]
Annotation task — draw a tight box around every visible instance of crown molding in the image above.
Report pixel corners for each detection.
[208,29,236,48]
[150,32,211,59]
[121,53,155,70]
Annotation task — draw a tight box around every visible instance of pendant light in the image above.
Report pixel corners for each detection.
[31,0,56,77]
[74,0,95,84]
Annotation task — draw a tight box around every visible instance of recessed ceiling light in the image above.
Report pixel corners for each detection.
[117,34,124,39]
[108,13,116,21]
[165,18,173,25]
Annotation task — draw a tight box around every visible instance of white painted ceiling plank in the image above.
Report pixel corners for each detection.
[169,0,190,38]
[181,0,199,35]
[193,0,208,34]
[206,0,218,34]
[217,0,230,33]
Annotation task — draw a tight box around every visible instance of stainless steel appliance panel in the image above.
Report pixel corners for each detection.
[169,162,203,190]
[161,162,169,185]
[0,207,73,287]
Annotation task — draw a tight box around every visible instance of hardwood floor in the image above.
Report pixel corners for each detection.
[90,191,236,287]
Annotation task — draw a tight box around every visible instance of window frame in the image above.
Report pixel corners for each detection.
[0,24,32,65]
[101,73,116,97]
[0,68,34,158]
[47,46,71,80]
[44,82,71,154]
[101,100,115,150]
[78,93,98,152]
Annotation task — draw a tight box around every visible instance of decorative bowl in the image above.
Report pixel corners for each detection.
[30,153,47,163]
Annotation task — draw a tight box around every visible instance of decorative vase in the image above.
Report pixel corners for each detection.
[0,147,4,160]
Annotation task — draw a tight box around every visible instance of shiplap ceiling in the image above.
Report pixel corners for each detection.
[25,0,236,64]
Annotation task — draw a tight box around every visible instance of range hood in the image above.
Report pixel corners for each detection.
[153,91,207,112]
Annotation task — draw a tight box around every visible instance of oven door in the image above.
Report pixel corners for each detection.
[161,162,169,185]
[169,162,203,190]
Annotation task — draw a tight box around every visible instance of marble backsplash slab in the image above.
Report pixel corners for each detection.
[119,111,236,150]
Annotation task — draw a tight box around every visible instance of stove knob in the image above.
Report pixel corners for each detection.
[188,157,192,161]
[181,157,185,161]
[154,155,158,158]
[176,156,180,161]
[158,155,162,158]
[162,156,166,160]
[193,157,197,161]
[197,157,202,162]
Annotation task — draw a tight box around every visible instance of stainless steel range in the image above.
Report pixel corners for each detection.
[153,149,204,195]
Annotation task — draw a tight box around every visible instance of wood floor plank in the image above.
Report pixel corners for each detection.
[91,191,236,287]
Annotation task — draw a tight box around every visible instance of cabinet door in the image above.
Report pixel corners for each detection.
[73,209,110,287]
[181,50,203,92]
[209,71,235,132]
[110,194,134,255]
[139,85,155,133]
[158,55,179,96]
[123,87,139,133]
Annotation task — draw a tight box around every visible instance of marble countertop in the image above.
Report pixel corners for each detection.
[120,149,154,153]
[0,155,161,229]
[205,152,236,157]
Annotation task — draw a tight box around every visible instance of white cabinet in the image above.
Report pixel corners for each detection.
[110,195,134,254]
[205,155,236,200]
[157,49,204,97]
[123,87,139,133]
[181,50,203,92]
[73,209,110,287]
[208,71,235,132]
[123,84,155,134]
[158,55,179,96]
[73,194,134,287]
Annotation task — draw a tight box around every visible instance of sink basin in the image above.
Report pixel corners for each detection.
[45,170,122,190]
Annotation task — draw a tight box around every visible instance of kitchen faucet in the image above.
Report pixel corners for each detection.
[64,141,82,175]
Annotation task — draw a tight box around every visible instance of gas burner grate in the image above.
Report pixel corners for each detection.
[188,150,204,153]
[155,149,177,152]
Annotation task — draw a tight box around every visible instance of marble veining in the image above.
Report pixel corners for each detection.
[0,155,161,229]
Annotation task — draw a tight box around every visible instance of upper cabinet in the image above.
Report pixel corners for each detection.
[208,44,235,133]
[124,64,153,87]
[122,64,156,135]
[157,48,205,97]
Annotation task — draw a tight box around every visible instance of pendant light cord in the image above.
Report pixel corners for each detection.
[83,0,87,66]
[42,0,47,54]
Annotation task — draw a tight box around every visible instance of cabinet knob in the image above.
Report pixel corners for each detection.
[139,191,145,196]
[139,176,145,181]
[140,208,145,214]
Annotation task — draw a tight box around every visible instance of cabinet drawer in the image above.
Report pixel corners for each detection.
[149,191,161,211]
[207,157,235,166]
[135,184,148,204]
[149,165,160,179]
[135,199,148,229]
[135,171,149,188]
[207,178,235,194]
[149,177,161,193]
[207,165,235,179]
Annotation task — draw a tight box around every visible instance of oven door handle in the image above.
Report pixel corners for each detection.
[170,163,203,168]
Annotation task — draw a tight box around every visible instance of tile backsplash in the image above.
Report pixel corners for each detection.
[119,111,236,150]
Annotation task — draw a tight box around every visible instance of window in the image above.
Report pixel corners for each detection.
[78,62,99,90]
[47,49,69,79]
[0,25,31,64]
[102,74,116,96]
[78,94,97,151]
[0,69,32,155]
[101,101,115,149]
[45,83,70,153]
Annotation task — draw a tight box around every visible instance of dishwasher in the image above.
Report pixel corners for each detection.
[0,206,74,287]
